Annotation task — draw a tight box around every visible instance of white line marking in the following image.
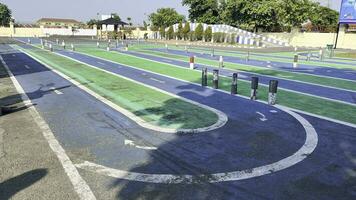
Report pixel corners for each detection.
[97,61,105,65]
[270,110,278,113]
[78,48,356,127]
[0,55,96,200]
[130,51,356,107]
[49,87,63,95]
[124,139,157,150]
[24,65,30,69]
[75,105,318,184]
[256,112,268,121]
[0,128,4,158]
[17,46,228,134]
[149,78,165,84]
[12,54,16,57]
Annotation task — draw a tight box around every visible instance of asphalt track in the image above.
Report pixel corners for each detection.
[17,38,356,105]
[5,42,356,199]
[151,48,356,81]
[190,46,356,66]
[111,49,356,105]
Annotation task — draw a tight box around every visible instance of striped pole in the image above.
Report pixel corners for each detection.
[250,77,259,100]
[293,54,298,68]
[268,80,278,105]
[231,73,238,95]
[190,56,195,69]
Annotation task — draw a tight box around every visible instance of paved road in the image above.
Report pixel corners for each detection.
[4,43,356,199]
[113,49,356,105]
[152,48,356,81]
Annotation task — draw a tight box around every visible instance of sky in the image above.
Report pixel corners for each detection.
[2,0,189,24]
[3,0,342,25]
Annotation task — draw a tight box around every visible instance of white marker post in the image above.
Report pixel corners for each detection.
[27,38,31,44]
[219,56,224,69]
[189,56,195,70]
[49,43,53,52]
[294,46,298,52]
[106,43,110,51]
[185,46,188,53]
[307,51,311,61]
[62,41,66,49]
[97,41,100,48]
[165,43,168,51]
[40,39,44,49]
[56,38,59,45]
[319,48,323,61]
[71,43,75,51]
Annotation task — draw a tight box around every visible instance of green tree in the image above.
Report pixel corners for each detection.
[149,8,185,28]
[183,22,190,40]
[195,23,204,40]
[126,17,132,26]
[87,19,98,28]
[204,26,212,42]
[111,13,121,21]
[177,22,183,40]
[0,3,12,26]
[159,26,166,39]
[182,0,224,24]
[167,26,174,40]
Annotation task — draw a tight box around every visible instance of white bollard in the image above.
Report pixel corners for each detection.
[219,56,224,68]
[97,41,100,48]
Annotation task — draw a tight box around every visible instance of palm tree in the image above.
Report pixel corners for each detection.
[127,17,133,26]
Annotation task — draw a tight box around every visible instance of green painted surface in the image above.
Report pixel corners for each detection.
[76,47,356,125]
[17,45,219,130]
[131,48,356,92]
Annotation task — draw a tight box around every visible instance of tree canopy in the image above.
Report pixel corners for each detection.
[183,0,339,32]
[149,8,185,29]
[0,3,12,26]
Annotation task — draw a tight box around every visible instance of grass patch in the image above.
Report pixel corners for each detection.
[16,45,219,130]
[335,52,356,59]
[75,47,356,125]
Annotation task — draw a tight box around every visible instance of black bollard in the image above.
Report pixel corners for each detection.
[250,77,259,100]
[268,80,279,105]
[201,68,208,86]
[293,54,298,68]
[231,73,238,95]
[246,50,250,61]
[213,69,219,89]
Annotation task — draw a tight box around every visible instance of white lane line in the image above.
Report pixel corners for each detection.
[132,51,356,107]
[18,46,227,134]
[24,65,30,69]
[256,112,268,122]
[0,56,96,200]
[124,139,157,150]
[163,59,173,63]
[49,87,63,95]
[0,128,4,158]
[75,106,318,184]
[149,78,165,84]
[50,51,228,134]
[80,48,356,127]
[97,61,105,65]
[270,110,278,113]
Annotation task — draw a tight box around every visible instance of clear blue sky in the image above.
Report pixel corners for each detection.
[3,0,341,25]
[2,0,189,24]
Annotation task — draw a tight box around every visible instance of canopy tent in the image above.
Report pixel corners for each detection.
[97,18,128,27]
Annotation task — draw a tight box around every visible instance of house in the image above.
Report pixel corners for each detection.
[36,18,82,28]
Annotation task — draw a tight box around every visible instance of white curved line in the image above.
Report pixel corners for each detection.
[75,105,318,184]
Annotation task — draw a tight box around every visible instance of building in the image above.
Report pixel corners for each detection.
[36,18,81,28]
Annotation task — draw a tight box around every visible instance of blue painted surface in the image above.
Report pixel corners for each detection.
[152,48,356,81]
[5,41,356,199]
